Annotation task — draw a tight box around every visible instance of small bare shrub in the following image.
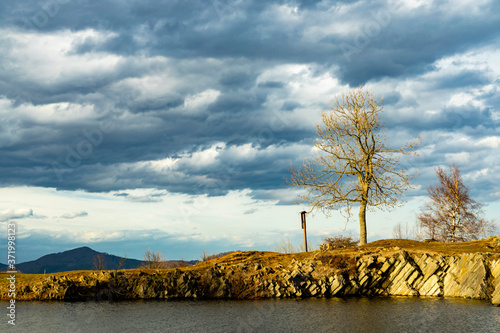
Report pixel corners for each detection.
[141,248,167,269]
[393,221,423,240]
[93,253,106,271]
[322,235,359,250]
[115,253,127,271]
[274,238,301,254]
[274,239,314,254]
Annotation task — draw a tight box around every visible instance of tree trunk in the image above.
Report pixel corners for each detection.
[359,200,368,245]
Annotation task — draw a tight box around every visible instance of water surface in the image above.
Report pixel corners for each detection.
[2,297,499,332]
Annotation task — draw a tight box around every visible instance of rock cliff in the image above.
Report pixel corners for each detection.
[3,247,500,306]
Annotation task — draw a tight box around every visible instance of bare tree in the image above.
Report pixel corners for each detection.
[93,253,106,271]
[141,248,167,269]
[287,87,419,245]
[392,221,422,240]
[115,252,127,271]
[392,222,405,239]
[417,164,496,242]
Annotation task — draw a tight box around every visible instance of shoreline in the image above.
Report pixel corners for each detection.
[2,238,500,306]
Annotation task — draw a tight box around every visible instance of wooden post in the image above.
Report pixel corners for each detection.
[300,211,308,252]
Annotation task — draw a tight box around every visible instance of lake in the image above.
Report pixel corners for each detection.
[2,297,499,332]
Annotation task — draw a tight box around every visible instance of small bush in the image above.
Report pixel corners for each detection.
[141,248,167,269]
[321,235,358,250]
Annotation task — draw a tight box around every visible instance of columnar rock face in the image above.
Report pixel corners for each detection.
[3,251,500,306]
[354,252,496,302]
[491,259,500,306]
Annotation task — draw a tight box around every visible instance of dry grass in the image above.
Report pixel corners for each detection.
[274,238,316,254]
[201,251,237,261]
[274,238,303,254]
[361,237,500,255]
[187,235,500,273]
[315,253,357,276]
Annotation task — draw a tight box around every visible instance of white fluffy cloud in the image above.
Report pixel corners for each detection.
[60,211,88,219]
[0,208,33,222]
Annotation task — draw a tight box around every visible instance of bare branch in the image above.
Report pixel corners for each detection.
[141,248,168,269]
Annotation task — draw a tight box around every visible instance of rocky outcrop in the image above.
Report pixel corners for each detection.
[354,252,497,301]
[3,251,500,306]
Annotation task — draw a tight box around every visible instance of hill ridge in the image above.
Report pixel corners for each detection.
[0,246,197,274]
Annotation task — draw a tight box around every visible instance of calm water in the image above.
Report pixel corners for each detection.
[2,297,499,333]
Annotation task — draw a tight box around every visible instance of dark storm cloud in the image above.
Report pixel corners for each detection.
[0,0,499,200]
[431,70,491,90]
[2,0,497,95]
[258,81,285,89]
[3,0,498,84]
[281,101,302,111]
[382,104,498,132]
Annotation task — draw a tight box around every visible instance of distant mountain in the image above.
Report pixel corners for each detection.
[0,247,198,274]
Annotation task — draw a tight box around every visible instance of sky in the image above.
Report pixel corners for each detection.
[1,0,499,262]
